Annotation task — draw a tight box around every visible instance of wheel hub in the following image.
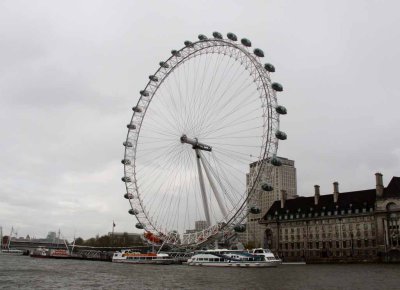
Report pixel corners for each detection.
[180,134,212,152]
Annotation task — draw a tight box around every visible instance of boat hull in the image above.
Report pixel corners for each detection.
[186,261,280,268]
[113,259,175,265]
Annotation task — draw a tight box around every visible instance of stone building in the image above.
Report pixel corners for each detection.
[260,173,400,262]
[239,156,297,247]
[195,220,208,231]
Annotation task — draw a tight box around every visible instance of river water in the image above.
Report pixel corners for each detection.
[0,254,399,289]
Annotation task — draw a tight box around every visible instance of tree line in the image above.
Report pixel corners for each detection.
[74,233,145,247]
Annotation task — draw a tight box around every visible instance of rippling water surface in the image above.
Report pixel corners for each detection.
[1,255,399,289]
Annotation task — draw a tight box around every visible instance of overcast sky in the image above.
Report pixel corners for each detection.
[1,0,399,240]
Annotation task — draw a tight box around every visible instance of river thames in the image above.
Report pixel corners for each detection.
[0,255,399,289]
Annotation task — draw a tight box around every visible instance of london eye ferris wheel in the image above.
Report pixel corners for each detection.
[121,32,287,248]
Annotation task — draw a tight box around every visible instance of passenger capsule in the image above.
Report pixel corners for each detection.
[275,130,287,140]
[140,90,149,97]
[159,61,169,68]
[234,224,246,233]
[212,32,223,39]
[227,32,237,41]
[264,63,275,73]
[198,34,208,40]
[275,106,287,115]
[127,123,136,130]
[262,183,274,191]
[129,208,139,215]
[171,50,181,57]
[121,176,131,182]
[149,75,159,82]
[253,48,264,57]
[250,206,261,214]
[121,159,131,165]
[123,141,133,147]
[184,40,194,47]
[124,193,134,199]
[132,106,142,113]
[271,82,283,92]
[271,157,282,166]
[241,38,252,47]
[135,223,144,229]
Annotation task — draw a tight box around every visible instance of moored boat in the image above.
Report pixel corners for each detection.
[49,249,70,258]
[0,249,24,255]
[30,247,50,258]
[186,249,280,268]
[112,249,175,265]
[250,248,282,264]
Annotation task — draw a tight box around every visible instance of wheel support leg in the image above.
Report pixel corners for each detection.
[195,149,211,226]
[198,151,228,220]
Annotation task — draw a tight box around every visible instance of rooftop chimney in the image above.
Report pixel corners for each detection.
[375,172,384,197]
[314,185,320,205]
[280,190,286,209]
[333,182,339,203]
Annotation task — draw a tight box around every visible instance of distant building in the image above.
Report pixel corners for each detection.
[46,231,57,241]
[108,232,141,238]
[195,220,208,231]
[239,157,297,247]
[260,173,400,262]
[108,232,142,244]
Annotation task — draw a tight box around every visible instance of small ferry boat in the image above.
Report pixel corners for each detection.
[112,249,175,265]
[250,248,282,264]
[186,249,280,268]
[30,247,50,258]
[30,248,70,259]
[0,249,24,255]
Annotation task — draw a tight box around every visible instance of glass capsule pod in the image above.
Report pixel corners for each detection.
[159,61,169,68]
[129,208,139,215]
[271,157,282,166]
[124,193,134,199]
[271,82,283,92]
[132,106,142,113]
[198,34,207,40]
[140,90,149,97]
[234,224,246,233]
[121,159,131,165]
[250,206,261,214]
[275,106,287,115]
[264,63,275,72]
[149,75,159,82]
[241,38,252,47]
[171,50,181,57]
[227,32,237,41]
[212,31,223,39]
[184,40,194,47]
[253,48,264,57]
[275,130,287,140]
[262,183,274,191]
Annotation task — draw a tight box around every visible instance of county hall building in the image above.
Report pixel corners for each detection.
[260,173,400,262]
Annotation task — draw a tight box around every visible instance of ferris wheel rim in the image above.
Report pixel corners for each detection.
[122,32,283,247]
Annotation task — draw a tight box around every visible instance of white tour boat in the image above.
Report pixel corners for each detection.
[186,249,281,268]
[112,249,175,265]
[250,248,282,264]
